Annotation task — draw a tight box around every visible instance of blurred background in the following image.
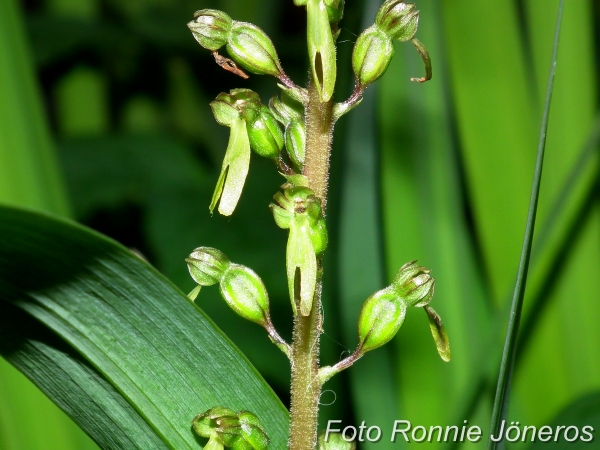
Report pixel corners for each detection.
[1,0,599,448]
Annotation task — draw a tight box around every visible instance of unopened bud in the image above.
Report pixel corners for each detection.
[375,0,419,42]
[392,260,435,307]
[284,121,306,170]
[220,264,270,326]
[227,22,283,76]
[269,96,306,169]
[357,288,406,353]
[318,431,356,449]
[188,9,232,51]
[187,247,231,286]
[352,25,394,88]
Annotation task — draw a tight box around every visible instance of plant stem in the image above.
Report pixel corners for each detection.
[302,81,334,212]
[288,280,322,450]
[288,82,333,450]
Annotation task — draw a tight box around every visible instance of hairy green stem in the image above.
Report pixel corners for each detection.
[288,280,322,450]
[288,83,333,450]
[302,81,334,212]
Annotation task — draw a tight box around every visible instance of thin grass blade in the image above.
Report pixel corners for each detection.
[488,2,565,447]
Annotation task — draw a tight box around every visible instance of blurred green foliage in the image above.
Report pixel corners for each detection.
[1,0,599,448]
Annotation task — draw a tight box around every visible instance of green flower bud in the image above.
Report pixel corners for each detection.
[186,247,231,286]
[188,9,232,51]
[209,117,251,216]
[308,213,328,256]
[285,121,306,169]
[244,105,284,158]
[220,264,270,326]
[392,260,435,307]
[318,431,356,449]
[352,25,394,88]
[375,0,419,42]
[357,287,406,353]
[227,22,283,76]
[307,0,337,102]
[269,95,306,169]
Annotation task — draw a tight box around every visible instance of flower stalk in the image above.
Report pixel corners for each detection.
[288,80,333,450]
[186,3,446,449]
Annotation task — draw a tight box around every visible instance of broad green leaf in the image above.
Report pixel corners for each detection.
[0,205,289,448]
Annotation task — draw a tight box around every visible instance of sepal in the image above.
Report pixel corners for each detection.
[392,260,435,307]
[186,247,231,286]
[188,9,232,51]
[375,0,419,42]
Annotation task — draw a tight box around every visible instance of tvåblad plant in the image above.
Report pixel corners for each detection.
[186,1,448,449]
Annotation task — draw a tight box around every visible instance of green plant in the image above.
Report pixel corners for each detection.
[184,2,449,448]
